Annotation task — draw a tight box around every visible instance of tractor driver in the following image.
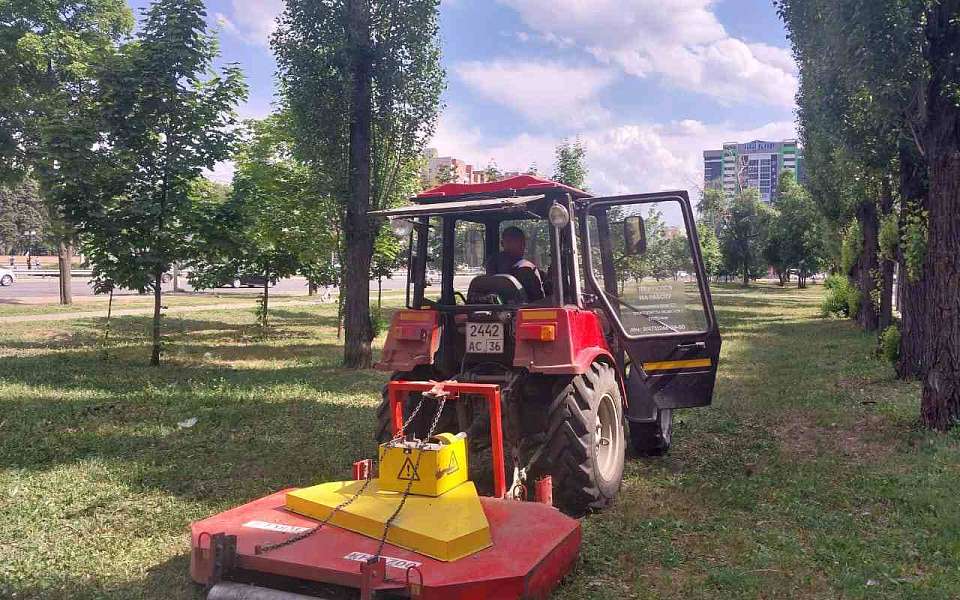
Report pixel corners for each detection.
[486,226,546,301]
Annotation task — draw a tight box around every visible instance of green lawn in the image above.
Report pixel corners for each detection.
[0,284,957,599]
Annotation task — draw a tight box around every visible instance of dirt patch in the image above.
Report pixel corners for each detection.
[774,409,897,464]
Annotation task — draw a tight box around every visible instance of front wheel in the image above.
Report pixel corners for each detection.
[0,275,11,286]
[535,362,625,517]
[630,408,673,456]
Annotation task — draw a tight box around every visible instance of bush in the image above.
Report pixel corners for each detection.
[823,273,845,290]
[820,275,857,318]
[880,325,901,364]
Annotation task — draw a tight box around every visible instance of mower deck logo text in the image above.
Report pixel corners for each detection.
[343,551,422,570]
[397,456,420,481]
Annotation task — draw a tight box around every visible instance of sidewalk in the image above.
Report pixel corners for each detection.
[0,298,326,324]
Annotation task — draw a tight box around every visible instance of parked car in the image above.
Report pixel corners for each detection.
[0,267,15,286]
[425,268,440,286]
[219,274,274,288]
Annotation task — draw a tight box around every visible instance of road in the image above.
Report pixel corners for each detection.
[0,274,477,302]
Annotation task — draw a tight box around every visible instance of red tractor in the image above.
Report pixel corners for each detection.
[374,175,721,516]
[187,175,721,599]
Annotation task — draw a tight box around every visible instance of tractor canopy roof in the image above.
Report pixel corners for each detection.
[369,175,591,222]
[414,175,591,203]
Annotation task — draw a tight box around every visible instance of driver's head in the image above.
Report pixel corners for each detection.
[500,226,526,259]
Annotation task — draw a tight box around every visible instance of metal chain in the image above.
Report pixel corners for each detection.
[373,396,447,560]
[255,471,375,554]
[390,395,427,443]
[255,392,437,556]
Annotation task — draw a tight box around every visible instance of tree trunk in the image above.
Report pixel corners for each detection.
[878,177,895,332]
[308,281,317,296]
[920,2,960,430]
[151,270,162,366]
[854,200,880,331]
[342,0,374,368]
[896,144,927,379]
[337,286,344,339]
[262,269,270,329]
[921,150,960,429]
[742,259,749,286]
[57,238,72,305]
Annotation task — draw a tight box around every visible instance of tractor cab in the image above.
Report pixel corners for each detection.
[372,175,721,516]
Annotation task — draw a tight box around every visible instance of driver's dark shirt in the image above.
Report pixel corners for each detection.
[485,252,546,300]
[485,251,527,275]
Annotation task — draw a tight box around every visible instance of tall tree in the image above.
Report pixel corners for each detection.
[719,188,774,286]
[920,0,960,430]
[766,172,826,288]
[0,0,133,304]
[71,0,245,365]
[274,0,444,368]
[552,138,587,189]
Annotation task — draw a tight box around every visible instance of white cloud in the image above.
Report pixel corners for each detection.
[429,110,797,196]
[221,0,283,47]
[498,0,798,108]
[455,60,615,126]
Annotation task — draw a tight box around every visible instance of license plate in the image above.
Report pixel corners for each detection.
[466,322,504,353]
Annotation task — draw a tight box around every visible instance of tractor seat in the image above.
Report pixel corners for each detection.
[467,274,528,305]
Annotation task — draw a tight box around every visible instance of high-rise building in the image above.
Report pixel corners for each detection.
[421,148,488,187]
[703,139,804,202]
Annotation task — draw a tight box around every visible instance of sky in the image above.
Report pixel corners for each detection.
[128,0,799,195]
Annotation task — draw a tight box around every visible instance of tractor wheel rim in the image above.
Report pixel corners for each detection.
[596,393,621,481]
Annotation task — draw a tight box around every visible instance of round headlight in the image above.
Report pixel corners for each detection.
[548,203,570,228]
[390,218,415,237]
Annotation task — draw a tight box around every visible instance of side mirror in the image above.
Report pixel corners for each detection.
[623,215,647,255]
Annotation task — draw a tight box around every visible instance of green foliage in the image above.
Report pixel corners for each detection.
[697,220,722,278]
[435,164,457,185]
[719,188,774,285]
[880,325,901,364]
[878,213,899,261]
[66,0,246,363]
[846,286,861,320]
[483,161,502,182]
[0,0,133,184]
[0,179,50,254]
[840,220,862,275]
[697,187,726,235]
[273,0,444,211]
[189,116,311,298]
[552,138,587,189]
[901,203,927,282]
[370,304,388,338]
[821,274,857,318]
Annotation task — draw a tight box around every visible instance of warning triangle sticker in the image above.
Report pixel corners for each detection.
[397,456,420,481]
[437,452,459,478]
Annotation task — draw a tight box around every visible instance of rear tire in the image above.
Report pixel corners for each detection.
[534,362,625,517]
[630,408,673,456]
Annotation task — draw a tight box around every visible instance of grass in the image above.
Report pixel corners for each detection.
[0,283,957,599]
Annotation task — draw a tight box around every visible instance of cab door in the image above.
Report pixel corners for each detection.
[579,191,721,415]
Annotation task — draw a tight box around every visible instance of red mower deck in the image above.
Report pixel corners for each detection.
[191,489,581,599]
